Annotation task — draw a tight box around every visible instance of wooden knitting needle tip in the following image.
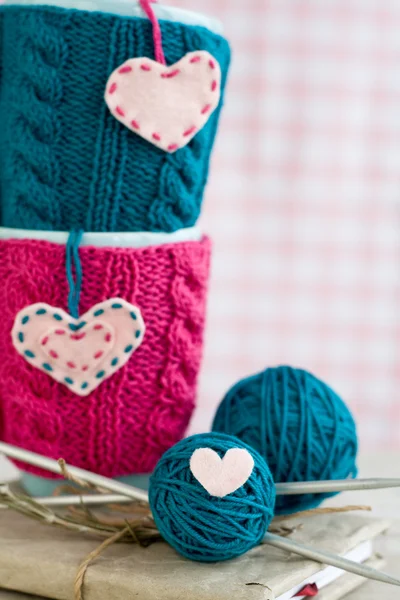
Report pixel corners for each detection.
[263,532,400,587]
[276,478,400,495]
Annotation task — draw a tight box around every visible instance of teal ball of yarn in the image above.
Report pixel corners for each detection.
[149,433,276,562]
[212,366,358,515]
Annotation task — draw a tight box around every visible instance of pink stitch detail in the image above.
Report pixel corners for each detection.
[190,56,201,63]
[119,65,133,74]
[71,333,86,341]
[131,120,140,130]
[49,350,59,359]
[141,64,151,71]
[201,104,211,115]
[82,365,89,372]
[211,80,217,92]
[55,330,65,335]
[168,144,178,151]
[67,361,76,369]
[105,333,112,343]
[116,106,125,117]
[94,351,104,360]
[109,82,117,95]
[209,59,216,69]
[41,337,49,346]
[183,126,196,137]
[161,69,180,79]
[94,324,103,331]
[152,133,161,141]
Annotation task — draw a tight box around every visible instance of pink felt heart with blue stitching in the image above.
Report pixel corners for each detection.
[12,298,145,396]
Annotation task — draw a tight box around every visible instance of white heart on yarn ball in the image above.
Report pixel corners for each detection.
[11,298,145,397]
[104,50,222,153]
[190,448,255,498]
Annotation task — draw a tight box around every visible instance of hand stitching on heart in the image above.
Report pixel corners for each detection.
[40,321,114,373]
[190,448,255,498]
[105,51,222,152]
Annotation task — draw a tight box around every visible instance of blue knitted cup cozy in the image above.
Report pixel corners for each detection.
[0,5,230,232]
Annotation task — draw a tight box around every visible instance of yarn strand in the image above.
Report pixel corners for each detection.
[139,0,166,65]
[66,229,84,318]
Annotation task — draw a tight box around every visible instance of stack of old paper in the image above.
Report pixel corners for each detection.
[0,511,388,600]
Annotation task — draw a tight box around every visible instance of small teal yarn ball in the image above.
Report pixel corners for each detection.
[212,366,358,515]
[149,433,276,562]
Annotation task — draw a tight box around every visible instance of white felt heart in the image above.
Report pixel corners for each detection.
[190,448,255,498]
[11,298,145,397]
[105,50,221,152]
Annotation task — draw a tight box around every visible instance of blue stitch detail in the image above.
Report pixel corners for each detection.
[21,316,29,325]
[130,312,137,320]
[53,314,63,321]
[36,308,47,315]
[94,309,104,317]
[111,303,123,309]
[96,370,106,379]
[18,332,24,343]
[25,350,35,358]
[65,377,74,385]
[43,363,53,372]
[124,345,134,353]
[111,357,119,367]
[69,322,86,332]
[81,382,89,390]
[135,330,141,339]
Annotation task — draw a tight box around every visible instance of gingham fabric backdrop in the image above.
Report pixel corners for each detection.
[174,0,400,451]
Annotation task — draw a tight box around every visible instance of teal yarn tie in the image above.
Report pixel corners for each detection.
[66,229,84,318]
[149,433,276,562]
[212,366,358,515]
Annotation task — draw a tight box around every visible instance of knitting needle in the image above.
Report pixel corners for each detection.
[0,442,148,503]
[2,442,400,496]
[275,478,400,495]
[264,533,400,587]
[1,441,399,586]
[24,479,400,508]
[0,492,135,508]
[14,478,400,508]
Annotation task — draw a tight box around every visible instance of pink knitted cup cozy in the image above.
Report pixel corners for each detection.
[0,236,211,478]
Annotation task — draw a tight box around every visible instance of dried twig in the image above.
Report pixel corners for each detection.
[75,527,130,600]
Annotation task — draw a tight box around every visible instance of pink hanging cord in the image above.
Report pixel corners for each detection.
[139,0,167,65]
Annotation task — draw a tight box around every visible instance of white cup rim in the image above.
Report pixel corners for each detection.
[2,0,224,34]
[0,226,203,249]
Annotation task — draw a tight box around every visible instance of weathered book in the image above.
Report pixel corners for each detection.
[0,511,388,600]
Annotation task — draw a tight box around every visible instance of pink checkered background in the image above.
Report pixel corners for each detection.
[170,0,400,451]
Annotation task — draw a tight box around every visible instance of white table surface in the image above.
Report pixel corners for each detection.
[0,453,399,599]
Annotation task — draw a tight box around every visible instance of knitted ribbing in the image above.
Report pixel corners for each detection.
[0,6,230,232]
[0,236,211,477]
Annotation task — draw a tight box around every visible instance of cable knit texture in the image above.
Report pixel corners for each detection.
[0,5,230,232]
[0,236,211,478]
